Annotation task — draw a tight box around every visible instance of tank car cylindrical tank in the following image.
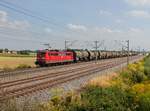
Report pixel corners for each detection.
[100,51,107,59]
[81,50,90,61]
[94,51,100,60]
[74,50,82,61]
[88,51,96,60]
[113,51,119,58]
[116,51,121,58]
[106,51,112,58]
[112,51,117,58]
[69,49,90,62]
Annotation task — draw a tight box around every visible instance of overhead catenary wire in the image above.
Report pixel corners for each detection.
[0,2,50,24]
[0,0,85,45]
[0,0,53,21]
[0,1,69,29]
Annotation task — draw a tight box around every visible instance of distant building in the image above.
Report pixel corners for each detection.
[2,50,7,54]
[0,49,17,54]
[10,50,17,54]
[0,49,3,53]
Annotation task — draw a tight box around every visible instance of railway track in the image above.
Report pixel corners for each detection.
[0,61,111,89]
[0,59,122,84]
[0,59,118,89]
[0,55,142,101]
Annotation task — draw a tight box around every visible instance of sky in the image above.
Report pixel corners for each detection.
[0,0,150,51]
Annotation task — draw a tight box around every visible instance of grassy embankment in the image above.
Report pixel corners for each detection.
[1,55,150,111]
[0,53,36,71]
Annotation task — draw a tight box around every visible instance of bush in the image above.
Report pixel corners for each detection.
[121,70,146,84]
[137,92,150,111]
[16,64,31,69]
[120,70,133,85]
[144,57,150,78]
[144,67,150,78]
[144,57,150,77]
[131,83,145,95]
[78,86,133,111]
[36,86,135,111]
[126,61,147,83]
[131,71,147,83]
[128,64,137,72]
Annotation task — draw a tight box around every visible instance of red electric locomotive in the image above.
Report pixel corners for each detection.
[35,49,139,67]
[35,50,74,66]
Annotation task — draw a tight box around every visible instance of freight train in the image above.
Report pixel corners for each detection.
[35,49,138,67]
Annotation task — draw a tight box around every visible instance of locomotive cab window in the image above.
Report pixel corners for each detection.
[38,52,46,57]
[66,53,72,56]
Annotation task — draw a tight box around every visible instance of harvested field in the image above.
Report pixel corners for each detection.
[0,53,35,57]
[0,56,36,69]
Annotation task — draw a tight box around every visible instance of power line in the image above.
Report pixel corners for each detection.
[0,0,85,37]
[0,1,67,29]
[0,2,50,23]
[0,0,66,26]
[64,40,77,49]
[0,3,47,22]
[0,0,51,20]
[114,40,130,65]
[126,40,130,65]
[43,43,51,50]
[93,41,100,63]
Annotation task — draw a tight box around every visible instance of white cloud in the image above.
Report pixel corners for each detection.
[125,0,150,6]
[0,10,7,22]
[127,10,150,18]
[12,20,30,29]
[95,27,112,33]
[0,10,30,30]
[45,28,52,33]
[129,27,143,33]
[67,24,87,31]
[99,10,112,16]
[115,19,123,24]
[95,27,122,33]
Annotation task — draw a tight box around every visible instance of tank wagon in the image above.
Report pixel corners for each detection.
[35,49,138,67]
[68,49,90,62]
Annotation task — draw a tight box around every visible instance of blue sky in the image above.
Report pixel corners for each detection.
[0,0,150,51]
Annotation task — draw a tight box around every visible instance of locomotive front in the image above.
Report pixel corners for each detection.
[35,50,48,66]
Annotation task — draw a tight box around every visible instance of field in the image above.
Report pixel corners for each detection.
[0,56,36,70]
[0,53,36,57]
